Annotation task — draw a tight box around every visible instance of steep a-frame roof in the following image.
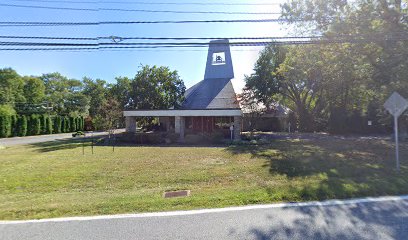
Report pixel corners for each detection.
[180,39,240,110]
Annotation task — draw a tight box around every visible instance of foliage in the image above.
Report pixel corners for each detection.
[93,98,122,131]
[244,0,408,133]
[23,76,45,104]
[54,116,62,134]
[82,78,108,117]
[129,65,186,110]
[46,115,53,134]
[0,116,11,138]
[17,115,27,137]
[0,68,25,105]
[244,45,285,109]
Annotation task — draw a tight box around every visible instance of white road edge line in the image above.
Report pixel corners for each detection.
[1,195,408,225]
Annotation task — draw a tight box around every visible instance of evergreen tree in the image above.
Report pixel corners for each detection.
[0,116,10,138]
[46,115,53,134]
[19,115,27,136]
[70,117,76,132]
[11,115,18,137]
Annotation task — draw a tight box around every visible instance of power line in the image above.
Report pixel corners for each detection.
[0,18,308,27]
[1,36,408,51]
[5,0,283,6]
[0,3,281,14]
[0,36,321,41]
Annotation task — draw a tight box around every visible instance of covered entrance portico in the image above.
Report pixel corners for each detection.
[124,109,242,141]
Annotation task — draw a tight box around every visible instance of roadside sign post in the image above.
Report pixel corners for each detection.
[384,92,408,172]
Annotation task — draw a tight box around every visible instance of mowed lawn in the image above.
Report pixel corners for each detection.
[1,135,408,220]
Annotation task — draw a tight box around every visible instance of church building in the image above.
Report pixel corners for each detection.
[123,39,242,141]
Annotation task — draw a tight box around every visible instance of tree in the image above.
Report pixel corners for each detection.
[244,45,285,110]
[23,77,45,104]
[17,115,27,137]
[0,68,25,105]
[0,105,16,137]
[11,115,18,137]
[70,116,76,132]
[29,115,41,135]
[110,76,132,109]
[46,115,53,134]
[276,0,408,133]
[40,72,89,116]
[82,78,108,117]
[129,65,186,110]
[93,97,122,131]
[54,116,62,134]
[0,116,10,138]
[237,88,265,131]
[277,45,326,132]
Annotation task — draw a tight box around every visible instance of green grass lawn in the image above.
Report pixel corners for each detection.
[1,135,408,220]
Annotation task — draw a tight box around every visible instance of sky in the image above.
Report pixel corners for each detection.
[0,0,287,92]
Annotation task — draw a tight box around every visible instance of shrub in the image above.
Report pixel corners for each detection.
[46,116,53,134]
[64,117,70,133]
[164,133,179,144]
[30,115,41,135]
[11,115,18,137]
[70,117,76,132]
[209,131,225,144]
[40,114,47,134]
[0,116,11,138]
[185,134,208,144]
[18,115,27,136]
[54,116,62,134]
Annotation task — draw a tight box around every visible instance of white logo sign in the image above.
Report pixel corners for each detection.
[212,52,226,65]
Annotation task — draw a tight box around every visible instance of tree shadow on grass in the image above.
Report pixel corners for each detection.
[226,137,408,201]
[28,138,95,153]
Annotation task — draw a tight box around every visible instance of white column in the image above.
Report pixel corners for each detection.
[175,116,185,142]
[125,117,137,133]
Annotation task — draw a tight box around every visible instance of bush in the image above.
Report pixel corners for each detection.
[54,116,62,133]
[18,115,27,136]
[164,133,179,144]
[29,115,41,135]
[0,116,11,138]
[70,117,76,132]
[11,115,18,137]
[64,117,70,133]
[185,134,208,144]
[40,115,47,134]
[209,132,225,144]
[46,116,53,134]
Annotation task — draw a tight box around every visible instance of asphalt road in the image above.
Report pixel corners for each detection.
[1,196,407,240]
[0,130,125,146]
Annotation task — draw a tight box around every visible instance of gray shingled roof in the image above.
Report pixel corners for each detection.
[180,39,240,110]
[181,78,239,109]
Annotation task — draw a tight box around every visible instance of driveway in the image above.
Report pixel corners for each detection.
[0,129,125,146]
[1,195,407,240]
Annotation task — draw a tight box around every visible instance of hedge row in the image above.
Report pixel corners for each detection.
[0,115,85,138]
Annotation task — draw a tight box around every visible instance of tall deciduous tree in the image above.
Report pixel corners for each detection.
[244,45,285,110]
[129,65,186,110]
[23,76,45,104]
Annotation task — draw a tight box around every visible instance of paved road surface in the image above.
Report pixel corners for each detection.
[0,130,125,146]
[1,196,407,240]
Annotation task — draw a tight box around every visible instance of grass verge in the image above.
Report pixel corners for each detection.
[1,135,407,220]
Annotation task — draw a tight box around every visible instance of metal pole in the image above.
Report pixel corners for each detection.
[394,116,400,172]
[91,132,94,154]
[112,130,115,152]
